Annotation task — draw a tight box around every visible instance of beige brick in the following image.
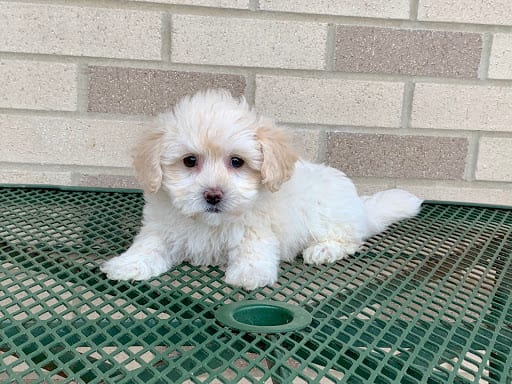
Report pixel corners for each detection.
[259,0,409,19]
[255,76,403,127]
[131,0,248,7]
[0,60,77,111]
[396,184,512,206]
[0,169,72,186]
[0,115,145,167]
[288,128,323,162]
[418,0,512,26]
[0,2,161,60]
[476,137,512,182]
[171,15,327,70]
[489,34,512,79]
[411,84,512,132]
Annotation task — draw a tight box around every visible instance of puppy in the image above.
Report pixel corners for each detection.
[100,89,422,290]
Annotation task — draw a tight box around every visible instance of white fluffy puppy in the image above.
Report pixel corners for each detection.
[101,89,422,290]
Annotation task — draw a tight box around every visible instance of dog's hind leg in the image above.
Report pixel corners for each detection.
[302,238,361,265]
[302,222,364,265]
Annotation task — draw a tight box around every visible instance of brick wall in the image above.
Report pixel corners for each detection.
[1,1,512,205]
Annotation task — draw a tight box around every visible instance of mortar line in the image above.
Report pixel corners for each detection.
[465,132,481,182]
[325,24,337,71]
[249,0,258,11]
[316,129,328,164]
[76,62,89,113]
[400,82,415,130]
[478,33,494,80]
[161,12,172,63]
[245,73,257,106]
[279,123,512,140]
[409,0,420,21]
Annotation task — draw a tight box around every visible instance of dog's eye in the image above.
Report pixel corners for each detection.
[230,157,245,169]
[183,156,197,168]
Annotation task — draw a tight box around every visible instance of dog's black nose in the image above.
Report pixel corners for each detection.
[204,188,223,206]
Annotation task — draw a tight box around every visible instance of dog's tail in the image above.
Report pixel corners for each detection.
[361,189,423,236]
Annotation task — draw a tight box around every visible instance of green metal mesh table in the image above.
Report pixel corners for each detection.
[0,186,510,383]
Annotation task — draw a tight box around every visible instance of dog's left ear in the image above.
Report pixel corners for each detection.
[257,123,298,192]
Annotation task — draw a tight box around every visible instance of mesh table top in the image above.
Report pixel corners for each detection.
[0,186,511,383]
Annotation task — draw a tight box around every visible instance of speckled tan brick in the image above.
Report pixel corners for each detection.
[411,84,512,132]
[0,2,161,60]
[255,76,403,127]
[418,0,512,26]
[336,26,481,78]
[171,15,327,70]
[259,0,409,19]
[489,33,512,79]
[476,137,512,182]
[0,115,145,167]
[88,66,246,115]
[0,59,77,111]
[326,133,468,180]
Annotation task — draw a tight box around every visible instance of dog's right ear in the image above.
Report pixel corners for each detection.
[132,124,164,194]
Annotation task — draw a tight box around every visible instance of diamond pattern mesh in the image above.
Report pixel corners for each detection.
[0,186,511,383]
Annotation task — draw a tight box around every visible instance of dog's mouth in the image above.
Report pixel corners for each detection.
[205,206,222,213]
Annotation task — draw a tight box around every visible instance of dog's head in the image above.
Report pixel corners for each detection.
[133,89,297,222]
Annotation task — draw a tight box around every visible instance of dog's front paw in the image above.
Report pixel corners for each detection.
[100,255,167,281]
[225,263,277,290]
